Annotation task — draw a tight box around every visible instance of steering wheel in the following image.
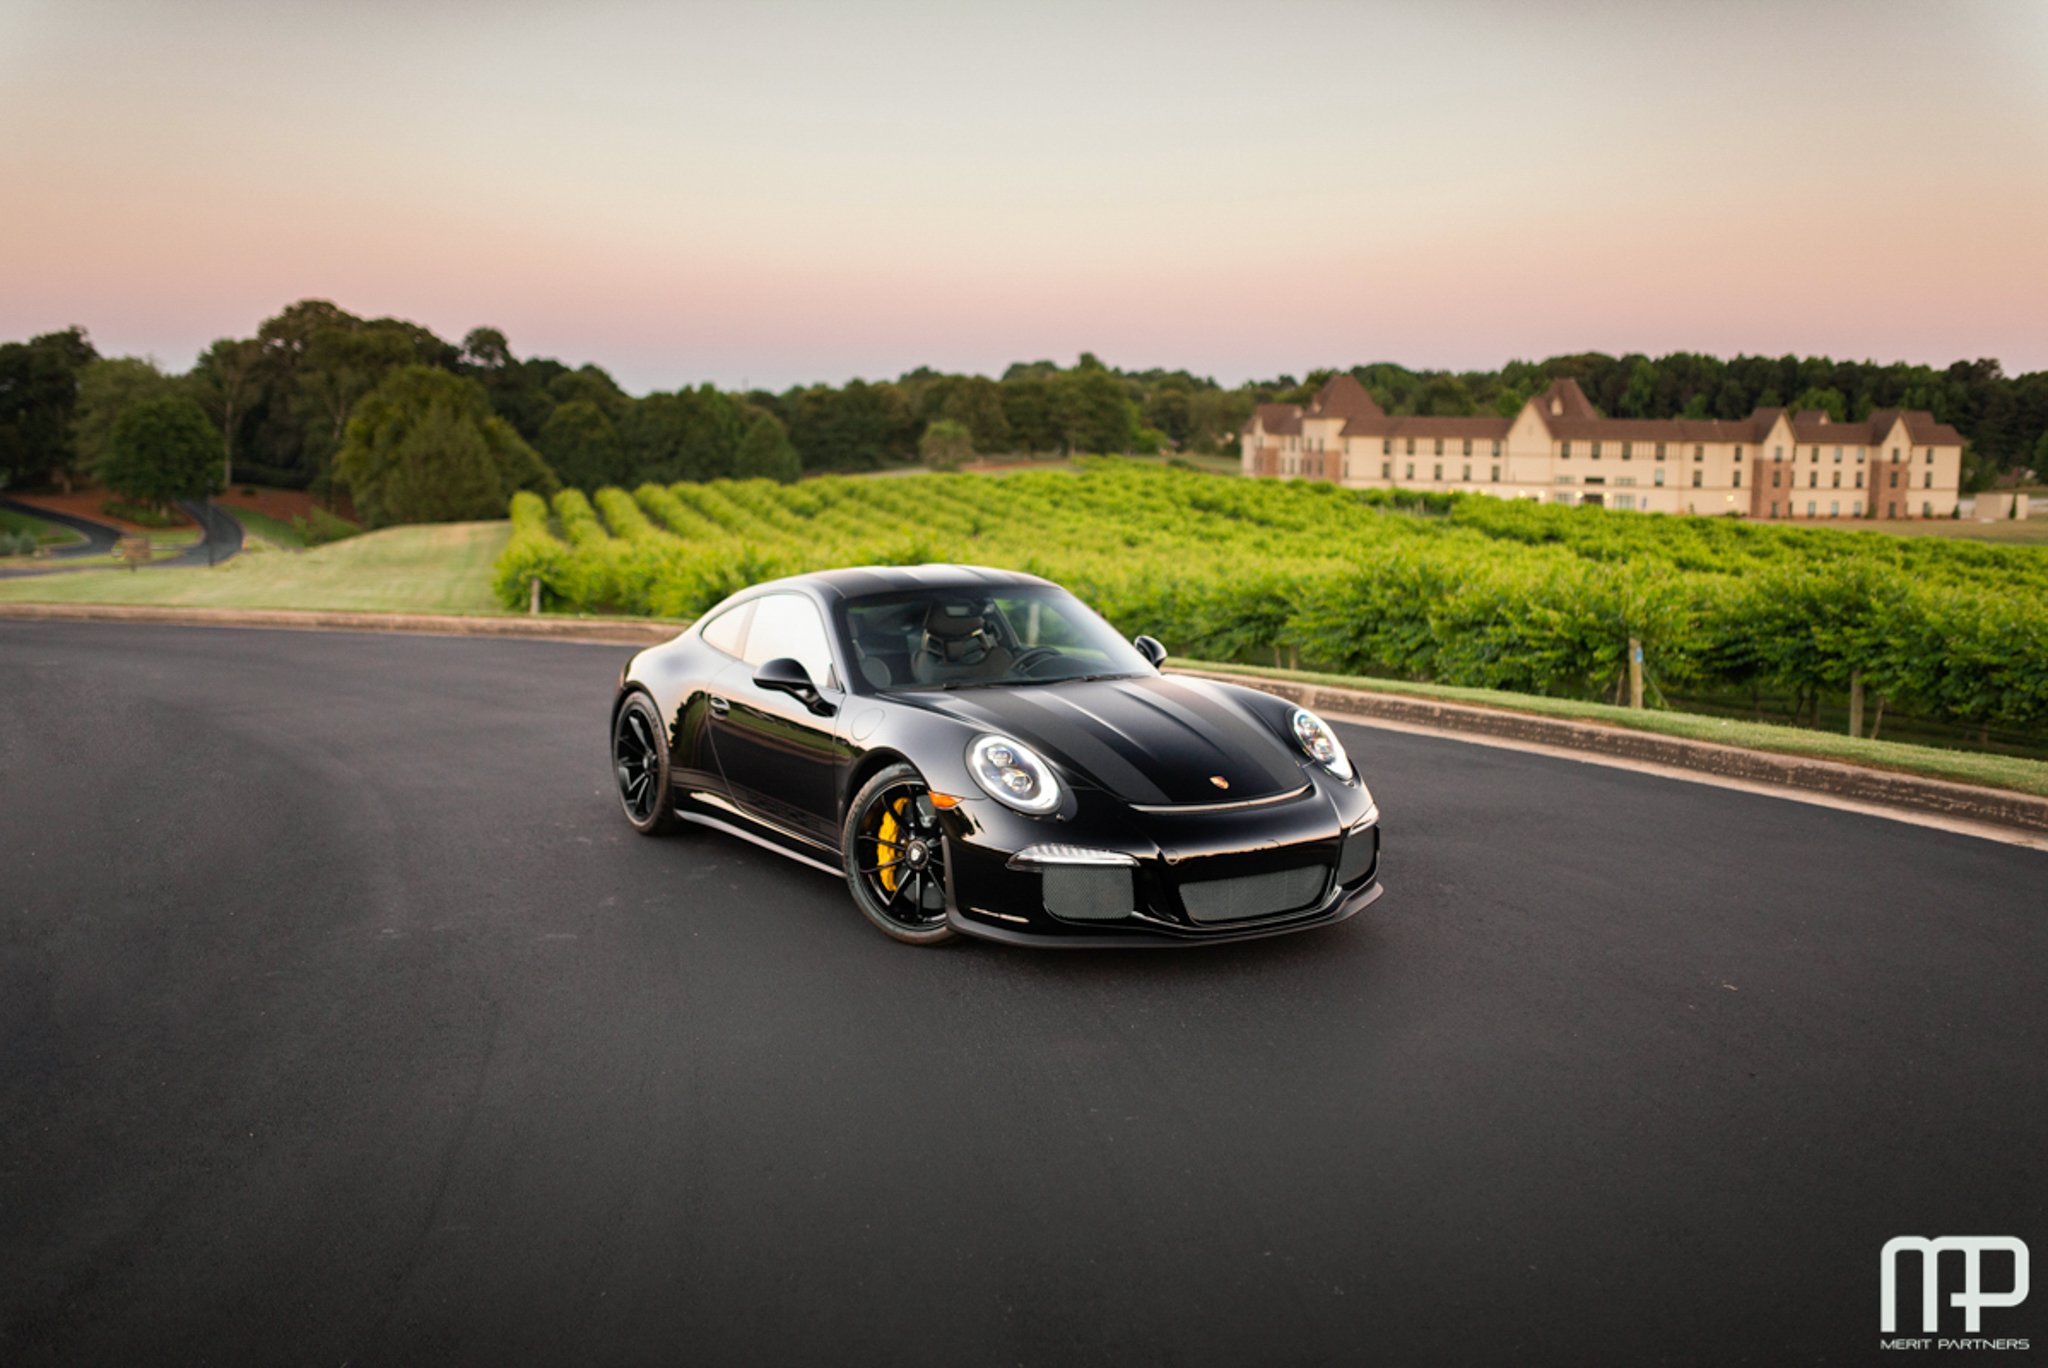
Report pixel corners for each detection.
[1009,646,1065,676]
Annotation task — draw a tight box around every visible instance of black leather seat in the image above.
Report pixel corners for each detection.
[910,602,1011,685]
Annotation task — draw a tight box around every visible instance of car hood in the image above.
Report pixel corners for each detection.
[907,674,1306,806]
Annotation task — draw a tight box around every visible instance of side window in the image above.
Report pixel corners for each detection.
[743,593,838,689]
[700,601,753,658]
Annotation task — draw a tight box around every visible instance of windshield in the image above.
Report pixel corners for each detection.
[839,584,1153,691]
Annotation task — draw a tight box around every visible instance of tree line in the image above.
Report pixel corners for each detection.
[2,300,2043,526]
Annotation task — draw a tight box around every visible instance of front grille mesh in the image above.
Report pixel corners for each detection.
[1042,865,1135,921]
[1179,865,1328,924]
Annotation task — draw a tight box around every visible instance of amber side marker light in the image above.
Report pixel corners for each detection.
[929,793,964,809]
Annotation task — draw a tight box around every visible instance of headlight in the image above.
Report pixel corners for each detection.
[967,734,1062,815]
[1290,707,1354,782]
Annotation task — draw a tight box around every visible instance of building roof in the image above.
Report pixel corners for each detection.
[1246,402,1302,436]
[1788,409,1964,448]
[1534,378,1599,421]
[1306,374,1386,426]
[1240,375,1963,452]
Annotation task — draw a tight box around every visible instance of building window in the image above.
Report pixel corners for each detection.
[1852,500,1861,515]
[1809,472,1818,488]
[1834,446,1843,463]
[1592,442,1603,459]
[1888,469,1898,488]
[1809,447,1818,462]
[1615,494,1637,510]
[1807,501,1817,516]
[1491,464,1501,482]
[1925,449,1934,463]
[1383,439,1392,455]
[1734,445,1743,461]
[1887,502,1896,517]
[1561,441,1572,459]
[1382,461,1391,479]
[1832,471,1841,488]
[1655,443,1666,460]
[1855,471,1864,488]
[1923,501,1932,516]
[1433,438,1444,456]
[1772,470,1781,488]
[1461,463,1471,481]
[1774,445,1784,461]
[1654,469,1666,487]
[1770,502,1778,517]
[1433,463,1443,480]
[1622,442,1632,460]
[1405,462,1414,479]
[1491,441,1502,457]
[1691,470,1703,488]
[1830,501,1840,517]
[1923,472,1932,488]
[1406,438,1415,455]
[1857,447,1866,463]
[1891,447,1900,461]
[1733,468,1742,488]
[1462,438,1473,456]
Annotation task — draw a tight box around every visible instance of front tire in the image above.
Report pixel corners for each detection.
[843,763,957,945]
[613,692,679,835]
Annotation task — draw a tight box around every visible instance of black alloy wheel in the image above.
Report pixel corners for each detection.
[613,693,679,835]
[843,762,957,945]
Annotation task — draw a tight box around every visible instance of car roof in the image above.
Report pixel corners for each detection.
[745,564,1054,604]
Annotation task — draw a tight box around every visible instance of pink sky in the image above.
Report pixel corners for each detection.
[4,0,2045,393]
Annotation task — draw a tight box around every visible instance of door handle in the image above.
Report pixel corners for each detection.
[708,695,730,715]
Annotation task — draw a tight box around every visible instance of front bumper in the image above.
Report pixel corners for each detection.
[937,768,1382,947]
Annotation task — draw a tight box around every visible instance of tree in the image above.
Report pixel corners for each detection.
[335,366,557,525]
[1052,367,1138,453]
[536,399,625,490]
[104,396,221,510]
[918,418,974,471]
[1789,387,1848,421]
[195,338,263,487]
[735,413,802,482]
[1001,375,1058,452]
[620,386,744,483]
[73,358,178,484]
[0,327,98,490]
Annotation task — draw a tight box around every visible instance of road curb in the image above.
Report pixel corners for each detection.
[1175,667,2048,838]
[0,602,677,646]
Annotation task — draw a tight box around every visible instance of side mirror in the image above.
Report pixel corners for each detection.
[753,657,835,714]
[1133,635,1168,668]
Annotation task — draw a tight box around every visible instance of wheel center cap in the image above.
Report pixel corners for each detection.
[906,841,928,866]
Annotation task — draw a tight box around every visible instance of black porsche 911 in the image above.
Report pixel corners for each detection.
[610,565,1382,946]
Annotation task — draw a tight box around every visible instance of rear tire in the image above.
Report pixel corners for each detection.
[842,763,958,945]
[613,692,680,836]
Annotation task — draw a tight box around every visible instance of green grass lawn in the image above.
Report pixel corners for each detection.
[224,505,309,549]
[1180,659,2048,800]
[1850,518,2048,545]
[0,521,511,614]
[0,507,86,548]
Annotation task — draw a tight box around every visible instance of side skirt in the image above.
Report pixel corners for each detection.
[674,795,845,878]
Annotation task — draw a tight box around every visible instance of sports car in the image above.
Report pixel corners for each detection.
[610,565,1382,946]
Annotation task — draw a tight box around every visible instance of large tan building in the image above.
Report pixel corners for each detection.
[1241,376,1964,520]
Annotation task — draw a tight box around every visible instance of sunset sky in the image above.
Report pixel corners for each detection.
[4,0,2045,393]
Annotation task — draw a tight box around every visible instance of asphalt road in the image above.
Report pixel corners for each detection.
[2,623,2041,1366]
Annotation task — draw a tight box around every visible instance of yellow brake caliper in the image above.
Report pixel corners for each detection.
[876,798,905,892]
